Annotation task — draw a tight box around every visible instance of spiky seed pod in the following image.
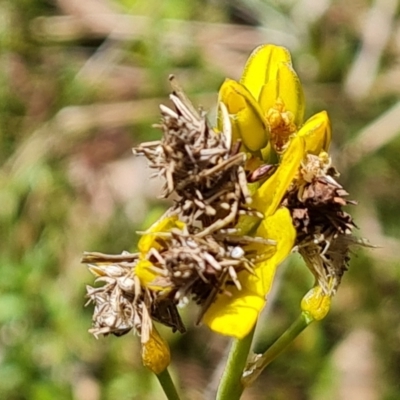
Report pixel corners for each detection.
[282,152,367,294]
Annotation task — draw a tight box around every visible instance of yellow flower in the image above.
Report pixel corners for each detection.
[218,44,333,224]
[301,286,331,322]
[135,215,186,291]
[202,45,333,338]
[218,44,331,159]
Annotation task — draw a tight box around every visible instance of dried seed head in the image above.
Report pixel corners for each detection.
[83,251,186,340]
[133,82,256,237]
[83,73,279,333]
[83,80,278,341]
[282,153,368,294]
[84,253,149,338]
[137,228,259,321]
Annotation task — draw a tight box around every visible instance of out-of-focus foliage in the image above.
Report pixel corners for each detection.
[1,0,400,399]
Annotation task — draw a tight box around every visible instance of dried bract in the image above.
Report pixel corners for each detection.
[282,152,366,294]
[83,252,147,338]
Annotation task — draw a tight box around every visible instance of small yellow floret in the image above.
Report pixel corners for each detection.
[301,286,331,321]
[142,327,171,375]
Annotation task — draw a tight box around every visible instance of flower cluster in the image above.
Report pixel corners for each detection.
[83,44,364,373]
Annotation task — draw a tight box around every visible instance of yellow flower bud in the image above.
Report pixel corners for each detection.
[301,286,331,321]
[142,327,171,375]
[218,79,269,152]
[240,44,292,102]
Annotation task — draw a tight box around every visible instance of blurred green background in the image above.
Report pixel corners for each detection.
[2,0,400,399]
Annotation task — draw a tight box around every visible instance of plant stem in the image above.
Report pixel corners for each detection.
[156,368,181,400]
[242,313,313,387]
[216,325,256,400]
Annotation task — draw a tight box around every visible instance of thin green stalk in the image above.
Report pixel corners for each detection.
[242,312,313,387]
[156,368,181,400]
[216,325,256,400]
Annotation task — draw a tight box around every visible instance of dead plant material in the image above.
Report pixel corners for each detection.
[282,152,369,294]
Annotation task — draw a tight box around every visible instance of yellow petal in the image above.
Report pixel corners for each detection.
[202,208,295,338]
[301,286,331,321]
[142,327,171,374]
[259,62,305,127]
[252,135,306,217]
[298,111,331,154]
[138,215,185,254]
[219,79,269,152]
[136,215,185,290]
[240,44,291,102]
[135,259,165,290]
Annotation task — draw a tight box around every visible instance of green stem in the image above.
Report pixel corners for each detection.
[242,312,313,387]
[216,325,256,400]
[156,368,181,400]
